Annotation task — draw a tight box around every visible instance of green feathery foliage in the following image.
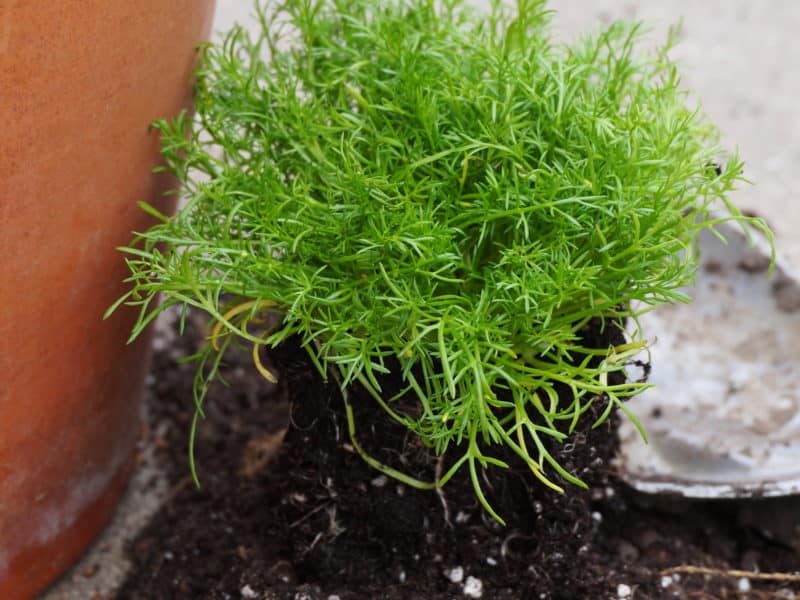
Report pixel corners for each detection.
[110,0,769,523]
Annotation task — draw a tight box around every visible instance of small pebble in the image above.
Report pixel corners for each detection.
[591,511,603,523]
[241,585,257,599]
[81,565,99,578]
[617,583,632,598]
[269,560,296,585]
[737,578,751,593]
[660,576,672,588]
[447,566,465,583]
[328,596,342,600]
[486,556,497,566]
[371,475,388,487]
[463,576,483,598]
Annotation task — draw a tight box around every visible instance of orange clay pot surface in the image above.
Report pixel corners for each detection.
[0,2,215,598]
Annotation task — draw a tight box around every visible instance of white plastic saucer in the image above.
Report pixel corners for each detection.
[618,219,800,498]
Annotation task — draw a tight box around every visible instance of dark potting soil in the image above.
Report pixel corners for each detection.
[117,312,800,599]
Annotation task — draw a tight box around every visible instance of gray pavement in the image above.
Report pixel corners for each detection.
[40,1,798,598]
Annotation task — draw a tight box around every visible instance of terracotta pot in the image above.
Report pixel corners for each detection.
[0,2,215,598]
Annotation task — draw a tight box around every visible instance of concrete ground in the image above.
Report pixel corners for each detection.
[41,1,799,598]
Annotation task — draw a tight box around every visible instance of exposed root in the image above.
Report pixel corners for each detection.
[661,565,800,583]
[435,454,453,528]
[239,429,288,478]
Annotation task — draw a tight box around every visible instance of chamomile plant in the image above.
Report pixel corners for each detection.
[111,0,769,522]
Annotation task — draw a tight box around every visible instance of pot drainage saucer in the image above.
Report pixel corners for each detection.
[618,219,800,498]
